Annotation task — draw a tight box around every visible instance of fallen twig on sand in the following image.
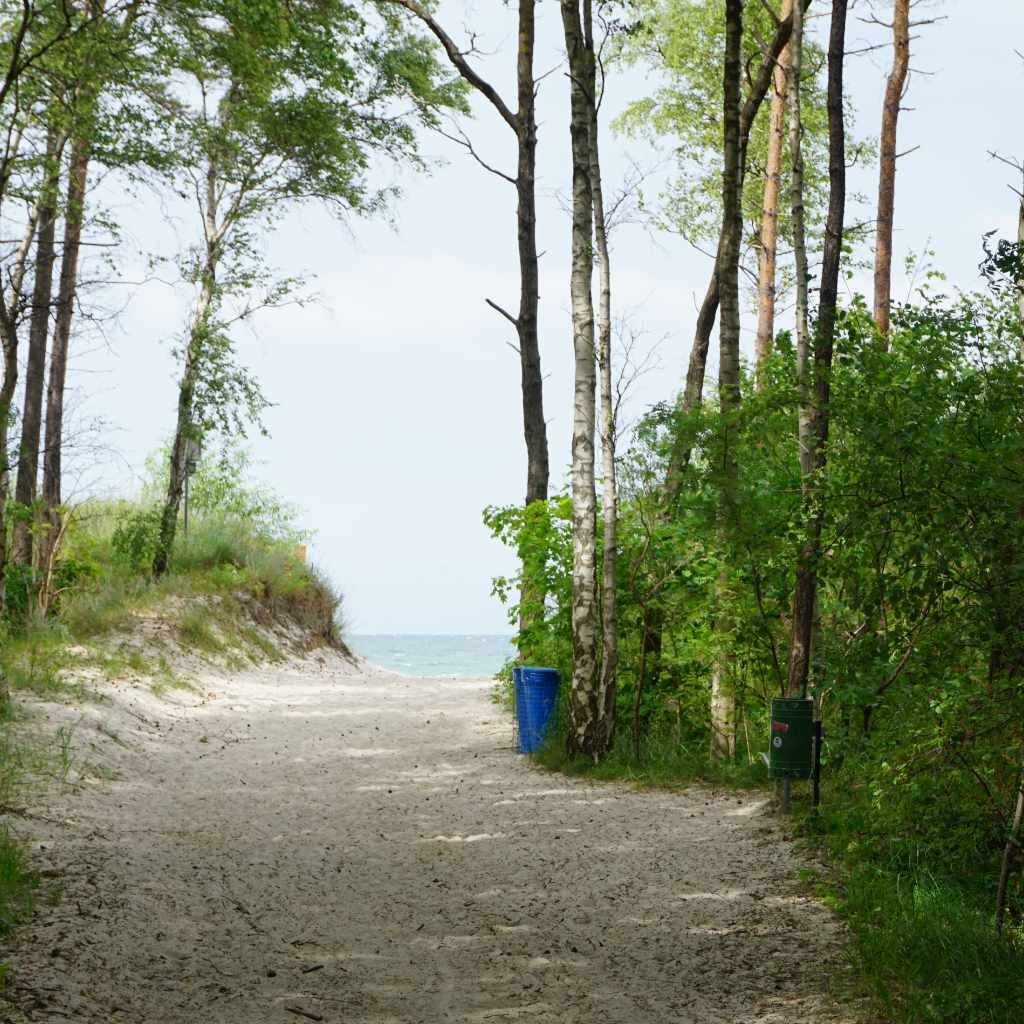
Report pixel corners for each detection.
[285,1006,324,1022]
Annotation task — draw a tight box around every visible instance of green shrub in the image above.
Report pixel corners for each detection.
[110,505,162,571]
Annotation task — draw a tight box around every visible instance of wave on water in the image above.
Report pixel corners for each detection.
[348,634,515,678]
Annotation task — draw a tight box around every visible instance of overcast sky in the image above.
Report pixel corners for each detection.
[73,0,1022,635]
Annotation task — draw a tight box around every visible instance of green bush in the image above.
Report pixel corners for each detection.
[486,257,1024,1023]
[110,505,162,571]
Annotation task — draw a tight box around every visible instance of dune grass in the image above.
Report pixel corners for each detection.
[0,497,346,948]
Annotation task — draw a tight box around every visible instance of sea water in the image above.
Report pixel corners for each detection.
[348,634,515,678]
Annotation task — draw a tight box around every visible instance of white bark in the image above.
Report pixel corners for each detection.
[588,11,617,753]
[561,0,600,759]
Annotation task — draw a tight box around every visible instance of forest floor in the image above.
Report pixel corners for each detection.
[1,654,861,1023]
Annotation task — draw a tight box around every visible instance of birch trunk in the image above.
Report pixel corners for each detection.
[711,0,744,761]
[786,0,848,701]
[40,135,91,576]
[586,3,617,755]
[153,161,220,578]
[872,0,910,342]
[561,0,600,760]
[13,130,64,566]
[754,0,793,388]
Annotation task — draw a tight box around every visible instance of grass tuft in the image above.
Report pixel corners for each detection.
[177,604,226,655]
[0,830,35,940]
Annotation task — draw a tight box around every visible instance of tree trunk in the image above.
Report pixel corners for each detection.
[754,0,793,388]
[996,745,1024,935]
[656,2,812,717]
[786,0,848,700]
[633,609,650,760]
[13,130,64,567]
[1017,183,1024,347]
[710,0,744,761]
[153,161,220,578]
[383,0,550,655]
[666,0,809,488]
[789,0,811,477]
[514,0,550,655]
[586,3,617,756]
[998,181,1024,935]
[561,0,601,760]
[785,0,812,699]
[0,199,43,611]
[40,134,91,574]
[872,0,910,342]
[152,304,208,578]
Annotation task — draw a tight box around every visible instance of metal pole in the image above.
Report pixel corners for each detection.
[781,777,791,814]
[812,719,823,809]
[184,472,189,538]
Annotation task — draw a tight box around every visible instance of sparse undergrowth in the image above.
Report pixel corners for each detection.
[532,721,766,790]
[793,773,1024,1024]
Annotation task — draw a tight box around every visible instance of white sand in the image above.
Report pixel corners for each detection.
[1,655,858,1023]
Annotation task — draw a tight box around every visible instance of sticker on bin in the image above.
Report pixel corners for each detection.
[771,721,790,733]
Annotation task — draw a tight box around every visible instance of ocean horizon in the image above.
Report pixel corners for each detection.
[348,634,515,678]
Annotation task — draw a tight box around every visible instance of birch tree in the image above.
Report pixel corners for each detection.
[560,0,602,759]
[150,0,462,577]
[586,3,618,753]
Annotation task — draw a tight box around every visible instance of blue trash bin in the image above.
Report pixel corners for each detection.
[512,667,525,753]
[518,666,560,754]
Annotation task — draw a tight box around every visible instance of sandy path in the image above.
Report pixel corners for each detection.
[2,656,855,1023]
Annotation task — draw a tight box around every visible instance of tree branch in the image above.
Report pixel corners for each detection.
[382,0,518,131]
[485,297,519,329]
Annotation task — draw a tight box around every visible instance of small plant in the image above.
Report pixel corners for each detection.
[55,725,75,782]
[239,626,284,664]
[0,830,35,940]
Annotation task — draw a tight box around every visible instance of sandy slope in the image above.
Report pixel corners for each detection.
[1,655,857,1023]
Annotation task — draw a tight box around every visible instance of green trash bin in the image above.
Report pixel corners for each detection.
[768,697,813,780]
